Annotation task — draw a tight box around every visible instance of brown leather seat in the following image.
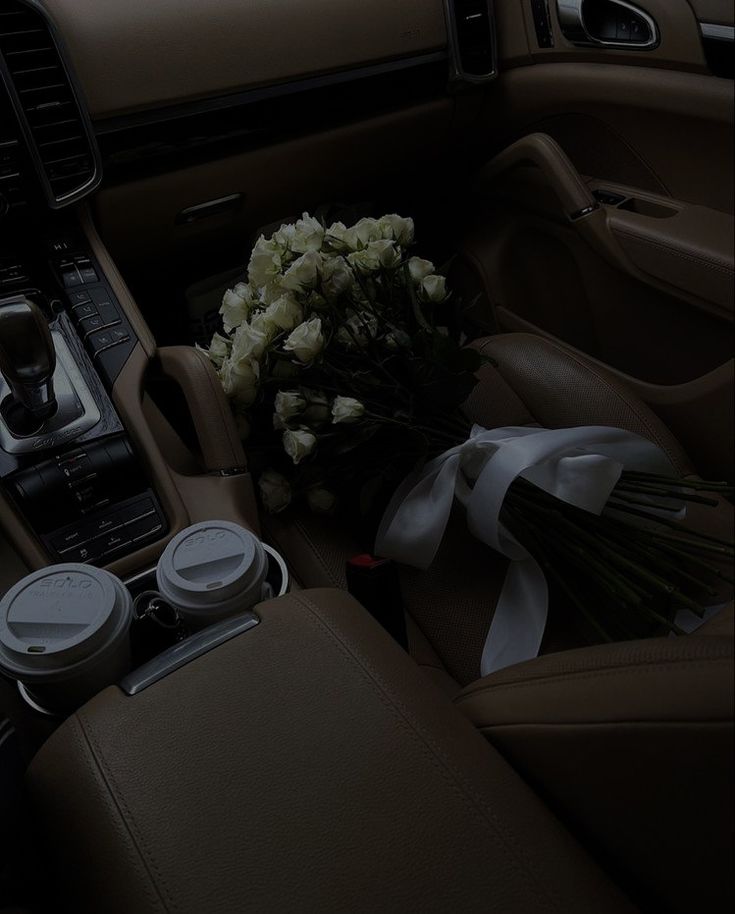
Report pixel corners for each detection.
[455,603,735,914]
[27,589,635,914]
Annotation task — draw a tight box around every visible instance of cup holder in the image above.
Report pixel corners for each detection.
[13,540,290,715]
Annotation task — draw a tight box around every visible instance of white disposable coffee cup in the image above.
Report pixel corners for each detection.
[156,521,272,629]
[0,564,133,712]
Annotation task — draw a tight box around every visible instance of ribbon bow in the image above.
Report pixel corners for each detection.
[376,425,677,675]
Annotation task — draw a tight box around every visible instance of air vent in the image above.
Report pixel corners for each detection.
[0,1,101,208]
[0,81,33,214]
[445,0,497,82]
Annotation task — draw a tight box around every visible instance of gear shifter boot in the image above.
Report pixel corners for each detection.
[0,298,57,426]
[0,298,101,454]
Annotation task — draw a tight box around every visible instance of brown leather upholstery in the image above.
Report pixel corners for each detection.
[467,334,693,476]
[264,332,703,685]
[455,614,735,914]
[27,589,634,914]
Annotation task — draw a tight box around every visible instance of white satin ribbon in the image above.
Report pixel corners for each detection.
[376,425,678,676]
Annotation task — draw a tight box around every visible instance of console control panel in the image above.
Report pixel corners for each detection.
[1,224,166,570]
[49,243,137,388]
[7,433,167,565]
[44,492,166,564]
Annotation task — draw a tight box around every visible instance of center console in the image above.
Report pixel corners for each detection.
[0,221,168,568]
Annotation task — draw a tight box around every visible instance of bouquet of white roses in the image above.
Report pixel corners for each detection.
[206,213,733,645]
[205,212,482,517]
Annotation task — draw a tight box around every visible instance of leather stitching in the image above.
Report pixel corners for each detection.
[76,711,178,912]
[66,719,167,912]
[480,719,732,731]
[291,592,571,913]
[290,518,345,588]
[455,656,733,703]
[615,230,735,276]
[191,348,243,467]
[484,334,688,474]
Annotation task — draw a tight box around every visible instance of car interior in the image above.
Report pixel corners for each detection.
[0,1,733,912]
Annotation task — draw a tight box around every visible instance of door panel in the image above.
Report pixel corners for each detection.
[461,1,734,477]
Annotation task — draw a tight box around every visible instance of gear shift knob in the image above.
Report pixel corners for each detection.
[0,297,57,423]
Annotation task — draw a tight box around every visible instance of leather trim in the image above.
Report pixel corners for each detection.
[476,333,692,475]
[156,346,246,472]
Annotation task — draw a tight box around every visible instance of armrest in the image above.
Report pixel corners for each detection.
[608,195,735,318]
[27,589,631,914]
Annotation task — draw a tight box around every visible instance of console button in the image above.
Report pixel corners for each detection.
[87,329,115,354]
[97,302,119,325]
[61,268,83,289]
[71,302,98,321]
[117,498,155,525]
[57,451,92,480]
[63,539,105,563]
[79,267,99,284]
[68,290,92,307]
[109,328,130,345]
[100,530,132,556]
[127,513,164,543]
[90,288,113,305]
[50,527,87,553]
[81,514,124,541]
[79,314,106,335]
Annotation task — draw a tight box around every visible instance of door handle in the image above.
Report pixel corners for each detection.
[557,0,658,49]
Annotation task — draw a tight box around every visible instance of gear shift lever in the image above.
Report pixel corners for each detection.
[0,297,57,429]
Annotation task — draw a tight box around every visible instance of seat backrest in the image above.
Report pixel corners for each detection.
[454,606,734,914]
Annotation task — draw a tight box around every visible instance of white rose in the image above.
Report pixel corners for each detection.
[220,356,259,406]
[420,274,448,303]
[258,469,292,514]
[248,236,283,290]
[281,251,322,292]
[220,287,251,333]
[283,428,317,465]
[306,487,337,514]
[206,332,230,368]
[251,311,277,340]
[275,390,306,427]
[324,221,351,251]
[367,239,402,270]
[379,214,415,247]
[408,257,435,284]
[347,247,380,275]
[233,281,253,300]
[320,256,353,298]
[291,213,325,254]
[232,319,269,363]
[353,217,381,247]
[283,317,324,363]
[258,280,286,306]
[272,222,297,252]
[265,294,303,331]
[331,396,365,424]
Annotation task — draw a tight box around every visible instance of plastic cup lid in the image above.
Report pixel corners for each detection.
[156,521,268,613]
[0,564,132,679]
